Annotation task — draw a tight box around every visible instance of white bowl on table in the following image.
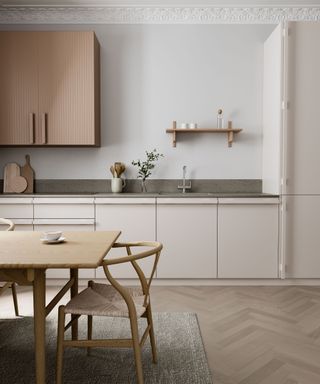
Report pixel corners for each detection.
[42,231,63,241]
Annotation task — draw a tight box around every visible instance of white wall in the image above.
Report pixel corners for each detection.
[0,24,275,179]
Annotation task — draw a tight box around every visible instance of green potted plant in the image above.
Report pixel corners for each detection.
[132,149,164,192]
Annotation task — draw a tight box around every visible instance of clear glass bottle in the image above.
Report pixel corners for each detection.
[217,109,224,129]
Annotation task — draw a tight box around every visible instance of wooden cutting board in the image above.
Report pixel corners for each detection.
[3,163,28,193]
[21,154,35,194]
[11,175,28,194]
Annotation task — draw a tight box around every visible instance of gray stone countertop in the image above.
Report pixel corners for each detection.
[94,192,279,198]
[0,192,279,198]
[0,179,279,198]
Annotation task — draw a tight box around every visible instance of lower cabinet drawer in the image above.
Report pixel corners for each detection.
[0,198,33,219]
[33,198,95,219]
[34,205,94,219]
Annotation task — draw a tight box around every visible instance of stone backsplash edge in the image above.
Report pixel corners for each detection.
[0,179,262,194]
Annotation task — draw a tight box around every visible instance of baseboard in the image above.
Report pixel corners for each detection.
[45,278,320,287]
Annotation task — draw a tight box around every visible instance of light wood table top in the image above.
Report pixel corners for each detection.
[0,231,121,269]
[0,230,121,384]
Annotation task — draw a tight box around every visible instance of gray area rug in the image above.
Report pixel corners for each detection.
[0,312,212,384]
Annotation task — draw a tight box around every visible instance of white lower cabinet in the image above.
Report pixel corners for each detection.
[95,198,156,278]
[285,196,320,278]
[0,198,33,230]
[33,197,95,219]
[33,198,95,279]
[218,198,279,278]
[156,198,218,278]
[0,195,283,280]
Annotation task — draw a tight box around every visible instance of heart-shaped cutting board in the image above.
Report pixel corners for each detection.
[3,163,28,193]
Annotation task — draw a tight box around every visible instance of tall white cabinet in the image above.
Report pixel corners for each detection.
[285,22,320,195]
[262,24,283,195]
[263,22,320,278]
[285,196,320,278]
[283,22,320,278]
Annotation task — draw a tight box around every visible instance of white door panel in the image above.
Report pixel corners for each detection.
[218,203,279,278]
[285,196,320,278]
[95,203,156,278]
[157,202,217,278]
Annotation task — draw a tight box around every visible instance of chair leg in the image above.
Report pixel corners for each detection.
[146,304,157,363]
[87,315,93,356]
[56,306,66,384]
[11,283,19,317]
[130,315,144,384]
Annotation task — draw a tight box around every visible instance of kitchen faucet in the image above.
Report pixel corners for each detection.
[178,165,192,193]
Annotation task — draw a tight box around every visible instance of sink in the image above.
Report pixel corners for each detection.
[157,192,214,196]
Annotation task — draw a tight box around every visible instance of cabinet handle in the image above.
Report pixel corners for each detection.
[29,113,35,144]
[41,113,47,144]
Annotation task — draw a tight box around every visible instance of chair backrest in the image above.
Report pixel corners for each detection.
[102,241,162,309]
[0,218,15,231]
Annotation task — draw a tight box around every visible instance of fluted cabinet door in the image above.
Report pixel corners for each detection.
[37,32,100,146]
[0,32,38,145]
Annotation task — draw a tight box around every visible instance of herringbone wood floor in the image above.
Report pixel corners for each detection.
[152,286,320,384]
[2,285,320,383]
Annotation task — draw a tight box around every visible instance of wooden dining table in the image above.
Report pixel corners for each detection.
[0,230,121,384]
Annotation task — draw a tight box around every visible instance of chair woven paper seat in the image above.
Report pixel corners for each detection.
[65,282,147,318]
[56,241,163,384]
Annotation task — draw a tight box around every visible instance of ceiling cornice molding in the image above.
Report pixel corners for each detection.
[0,5,319,24]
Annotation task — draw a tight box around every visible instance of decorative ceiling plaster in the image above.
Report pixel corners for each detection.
[0,5,319,24]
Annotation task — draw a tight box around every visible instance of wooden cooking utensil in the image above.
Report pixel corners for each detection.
[114,162,122,178]
[110,165,115,177]
[21,154,35,193]
[120,163,126,175]
[114,162,126,177]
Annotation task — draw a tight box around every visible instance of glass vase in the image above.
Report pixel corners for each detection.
[141,179,147,193]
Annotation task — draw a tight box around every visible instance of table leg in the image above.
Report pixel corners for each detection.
[70,268,79,340]
[33,269,46,384]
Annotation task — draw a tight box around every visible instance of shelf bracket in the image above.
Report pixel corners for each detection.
[172,121,177,147]
[227,121,234,147]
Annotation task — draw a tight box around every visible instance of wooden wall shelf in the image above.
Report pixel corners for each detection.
[166,121,242,147]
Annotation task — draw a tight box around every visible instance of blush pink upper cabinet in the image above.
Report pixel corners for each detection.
[37,32,100,146]
[0,31,100,147]
[0,32,38,145]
